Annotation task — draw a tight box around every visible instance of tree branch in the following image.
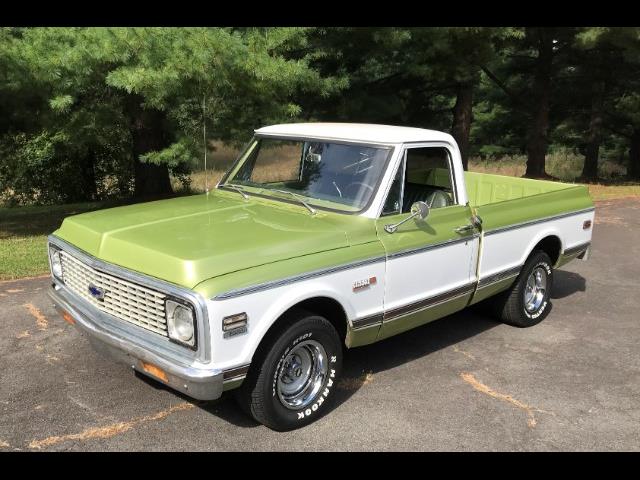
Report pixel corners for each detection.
[479,64,530,112]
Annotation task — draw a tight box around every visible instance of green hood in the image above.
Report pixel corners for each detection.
[53,191,354,288]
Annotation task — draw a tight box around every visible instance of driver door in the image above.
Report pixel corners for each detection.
[375,145,478,339]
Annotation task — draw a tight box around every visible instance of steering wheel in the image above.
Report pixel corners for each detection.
[344,182,374,198]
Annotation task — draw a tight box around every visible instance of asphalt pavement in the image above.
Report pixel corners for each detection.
[1,198,639,451]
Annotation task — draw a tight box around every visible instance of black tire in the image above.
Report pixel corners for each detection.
[492,250,554,328]
[235,308,343,431]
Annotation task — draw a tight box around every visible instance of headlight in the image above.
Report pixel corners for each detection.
[49,245,63,280]
[166,299,196,349]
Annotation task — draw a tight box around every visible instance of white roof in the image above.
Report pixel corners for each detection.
[255,123,454,144]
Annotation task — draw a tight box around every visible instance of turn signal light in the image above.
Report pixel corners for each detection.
[61,310,75,325]
[141,362,169,383]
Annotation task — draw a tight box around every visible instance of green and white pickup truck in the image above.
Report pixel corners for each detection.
[48,123,594,430]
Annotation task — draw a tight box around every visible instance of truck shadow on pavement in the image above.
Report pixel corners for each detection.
[551,270,586,299]
[138,270,587,429]
[208,308,502,428]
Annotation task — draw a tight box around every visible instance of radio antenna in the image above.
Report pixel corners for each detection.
[203,95,209,193]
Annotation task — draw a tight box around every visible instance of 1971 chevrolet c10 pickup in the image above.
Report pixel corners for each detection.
[48,123,594,430]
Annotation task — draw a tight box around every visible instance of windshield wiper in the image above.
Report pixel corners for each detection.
[272,189,317,215]
[224,183,249,200]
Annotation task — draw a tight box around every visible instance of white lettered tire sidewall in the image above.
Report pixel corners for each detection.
[251,314,342,431]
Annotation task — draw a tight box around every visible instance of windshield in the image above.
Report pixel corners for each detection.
[221,137,393,213]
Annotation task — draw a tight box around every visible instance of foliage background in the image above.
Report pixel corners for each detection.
[1,27,640,206]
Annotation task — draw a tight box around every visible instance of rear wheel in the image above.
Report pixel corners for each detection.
[235,309,343,431]
[492,250,553,327]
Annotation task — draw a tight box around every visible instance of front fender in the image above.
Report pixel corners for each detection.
[201,259,386,370]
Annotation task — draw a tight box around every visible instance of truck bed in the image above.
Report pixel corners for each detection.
[463,172,594,233]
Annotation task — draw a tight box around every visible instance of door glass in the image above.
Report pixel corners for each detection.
[402,147,454,212]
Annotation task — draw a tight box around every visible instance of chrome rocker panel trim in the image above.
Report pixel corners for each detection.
[563,241,591,257]
[477,265,522,288]
[49,283,224,401]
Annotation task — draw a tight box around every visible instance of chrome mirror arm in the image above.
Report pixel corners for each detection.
[385,211,419,233]
[384,201,430,234]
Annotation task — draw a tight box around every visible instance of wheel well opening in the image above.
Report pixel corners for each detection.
[290,297,348,342]
[532,235,561,265]
[248,297,349,379]
[258,297,348,352]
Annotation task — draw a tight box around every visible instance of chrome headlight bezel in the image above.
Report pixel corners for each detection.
[48,244,64,281]
[165,297,197,350]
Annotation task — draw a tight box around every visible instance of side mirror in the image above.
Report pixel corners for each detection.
[411,201,430,221]
[384,201,430,234]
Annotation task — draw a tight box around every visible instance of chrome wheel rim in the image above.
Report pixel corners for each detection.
[524,266,547,313]
[277,340,328,410]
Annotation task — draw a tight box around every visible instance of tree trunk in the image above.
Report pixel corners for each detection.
[79,150,97,201]
[581,82,605,181]
[525,29,554,179]
[127,97,173,198]
[451,83,473,171]
[629,129,640,180]
[64,150,97,203]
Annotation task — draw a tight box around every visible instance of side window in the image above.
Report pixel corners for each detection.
[381,158,404,216]
[402,147,454,212]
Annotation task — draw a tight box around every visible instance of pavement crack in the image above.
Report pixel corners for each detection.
[23,303,48,330]
[28,402,195,449]
[460,372,554,428]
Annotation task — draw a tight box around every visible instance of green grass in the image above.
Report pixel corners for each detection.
[468,152,627,181]
[584,183,640,201]
[2,148,639,281]
[0,202,115,280]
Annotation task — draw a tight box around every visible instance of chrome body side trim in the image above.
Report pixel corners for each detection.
[386,234,479,260]
[214,235,480,300]
[48,235,212,363]
[212,209,592,301]
[477,265,523,289]
[350,283,476,329]
[213,255,387,300]
[383,283,476,321]
[484,207,595,236]
[563,241,592,256]
[351,313,384,330]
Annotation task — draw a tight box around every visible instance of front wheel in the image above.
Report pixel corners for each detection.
[235,309,343,431]
[492,250,554,328]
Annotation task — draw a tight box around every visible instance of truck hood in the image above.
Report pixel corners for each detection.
[53,192,350,288]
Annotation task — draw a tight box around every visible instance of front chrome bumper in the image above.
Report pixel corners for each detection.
[49,283,224,401]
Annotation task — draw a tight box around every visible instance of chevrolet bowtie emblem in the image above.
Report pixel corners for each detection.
[88,284,106,301]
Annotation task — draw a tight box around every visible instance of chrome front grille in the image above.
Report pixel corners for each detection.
[60,251,168,336]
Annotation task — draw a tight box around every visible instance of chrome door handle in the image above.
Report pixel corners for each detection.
[454,224,475,234]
